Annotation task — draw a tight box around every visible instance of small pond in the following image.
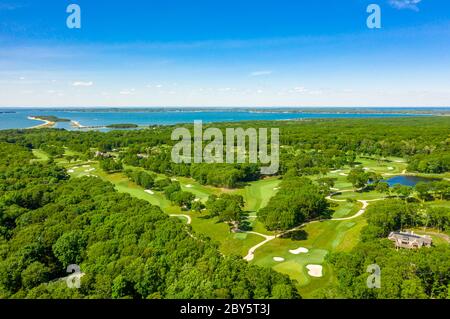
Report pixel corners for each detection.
[383,175,441,187]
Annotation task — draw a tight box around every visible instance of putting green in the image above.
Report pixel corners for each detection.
[251,217,366,298]
[330,201,363,219]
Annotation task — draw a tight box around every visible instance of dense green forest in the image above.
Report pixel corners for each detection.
[0,117,449,299]
[2,117,449,187]
[329,199,450,299]
[0,142,297,299]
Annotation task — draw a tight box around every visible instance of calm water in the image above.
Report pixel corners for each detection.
[0,108,433,130]
[384,175,440,187]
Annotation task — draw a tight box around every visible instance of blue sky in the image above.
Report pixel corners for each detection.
[0,0,450,107]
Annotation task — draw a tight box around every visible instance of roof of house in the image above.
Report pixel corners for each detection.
[388,231,432,245]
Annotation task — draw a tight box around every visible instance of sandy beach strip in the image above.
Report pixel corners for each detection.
[27,116,55,129]
[71,120,87,129]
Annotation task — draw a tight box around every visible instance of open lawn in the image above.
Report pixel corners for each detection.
[355,157,407,175]
[330,200,363,219]
[251,217,366,298]
[233,177,281,212]
[189,214,264,256]
[333,190,387,201]
[177,176,221,202]
[31,149,50,162]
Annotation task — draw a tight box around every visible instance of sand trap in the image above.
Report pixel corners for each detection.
[67,169,74,173]
[185,184,193,188]
[73,166,79,169]
[330,170,341,173]
[363,167,370,171]
[194,198,200,202]
[339,173,348,176]
[306,265,323,278]
[145,190,155,195]
[273,257,285,262]
[82,165,90,168]
[171,178,178,181]
[388,167,394,170]
[289,247,309,255]
[273,187,280,191]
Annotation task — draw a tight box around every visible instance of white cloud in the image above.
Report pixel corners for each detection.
[388,0,422,11]
[293,86,307,93]
[119,88,136,95]
[72,81,94,87]
[250,70,272,77]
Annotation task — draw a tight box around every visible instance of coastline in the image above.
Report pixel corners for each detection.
[27,116,56,129]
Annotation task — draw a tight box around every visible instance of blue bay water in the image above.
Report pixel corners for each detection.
[0,108,434,130]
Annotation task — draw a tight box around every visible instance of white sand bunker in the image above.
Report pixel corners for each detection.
[67,169,74,173]
[339,173,348,176]
[388,167,394,170]
[273,257,285,262]
[145,190,155,195]
[194,198,200,202]
[289,247,309,255]
[185,184,193,188]
[306,265,323,278]
[171,178,178,181]
[82,165,90,168]
[273,187,280,191]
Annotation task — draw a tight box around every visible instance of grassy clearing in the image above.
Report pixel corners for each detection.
[330,200,363,219]
[251,217,366,298]
[356,157,407,175]
[177,176,221,202]
[333,190,386,201]
[189,214,264,256]
[233,177,281,212]
[428,200,450,209]
[31,149,49,162]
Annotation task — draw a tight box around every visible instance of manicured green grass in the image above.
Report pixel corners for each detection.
[189,214,263,256]
[31,149,50,162]
[333,190,386,201]
[428,200,450,209]
[251,217,366,298]
[355,157,407,175]
[330,200,363,219]
[177,176,221,202]
[233,177,281,212]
